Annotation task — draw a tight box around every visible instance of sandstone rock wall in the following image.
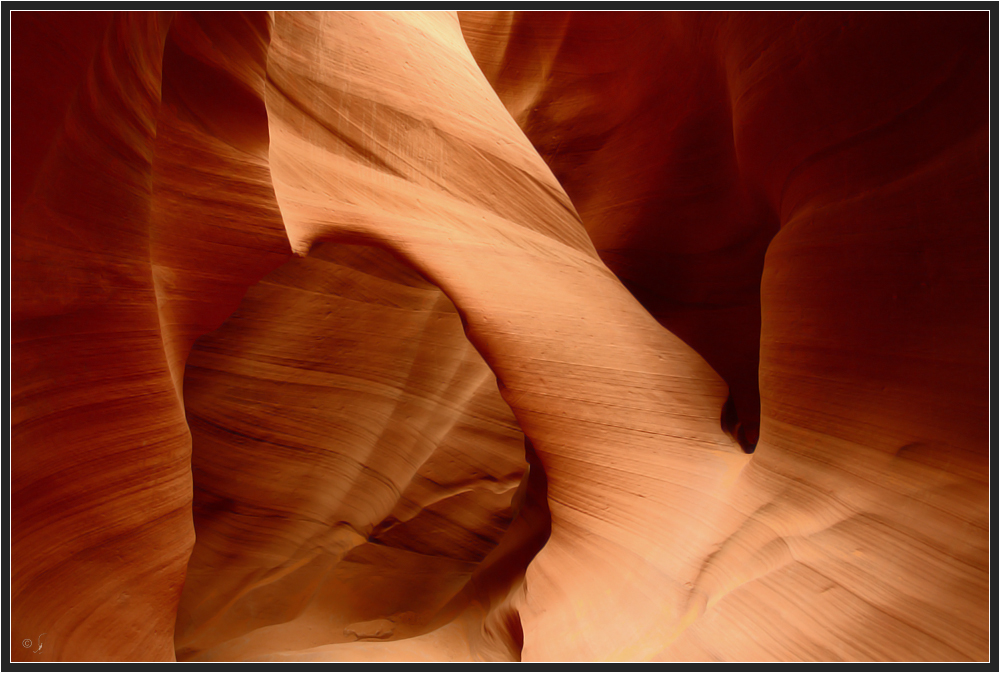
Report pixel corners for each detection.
[11,10,989,662]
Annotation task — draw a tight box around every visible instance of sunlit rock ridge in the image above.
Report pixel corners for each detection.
[11,10,988,662]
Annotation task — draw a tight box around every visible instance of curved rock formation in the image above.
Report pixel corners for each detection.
[13,12,191,662]
[174,242,532,661]
[460,10,990,661]
[11,9,989,663]
[460,11,780,451]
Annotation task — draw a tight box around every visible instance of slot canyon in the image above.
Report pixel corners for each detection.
[10,10,990,662]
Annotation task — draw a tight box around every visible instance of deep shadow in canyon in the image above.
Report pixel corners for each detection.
[10,10,988,662]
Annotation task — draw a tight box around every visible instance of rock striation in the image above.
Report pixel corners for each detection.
[11,10,989,662]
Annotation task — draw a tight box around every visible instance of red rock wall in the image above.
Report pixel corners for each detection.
[174,242,530,660]
[461,11,781,450]
[11,10,989,662]
[461,10,989,660]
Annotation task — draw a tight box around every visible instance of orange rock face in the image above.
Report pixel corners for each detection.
[11,10,989,662]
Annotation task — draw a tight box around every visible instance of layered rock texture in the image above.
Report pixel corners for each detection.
[11,10,989,662]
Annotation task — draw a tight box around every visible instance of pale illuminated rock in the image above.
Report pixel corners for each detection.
[11,9,988,663]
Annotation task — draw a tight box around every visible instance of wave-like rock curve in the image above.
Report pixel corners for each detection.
[11,10,988,662]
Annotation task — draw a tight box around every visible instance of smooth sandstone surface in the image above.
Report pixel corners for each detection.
[460,11,781,450]
[11,10,989,662]
[460,11,989,661]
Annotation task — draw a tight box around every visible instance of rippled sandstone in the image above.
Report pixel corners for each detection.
[11,10,988,662]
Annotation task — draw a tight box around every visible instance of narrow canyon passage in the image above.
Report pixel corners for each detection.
[176,242,539,661]
[11,9,989,662]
